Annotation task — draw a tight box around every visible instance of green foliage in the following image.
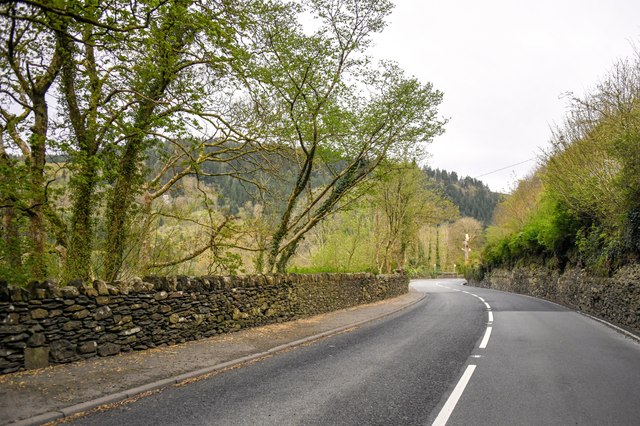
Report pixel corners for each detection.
[289,161,459,274]
[482,52,640,274]
[242,0,446,272]
[1,0,450,282]
[482,187,578,269]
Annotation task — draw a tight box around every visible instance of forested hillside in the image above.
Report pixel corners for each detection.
[423,167,501,225]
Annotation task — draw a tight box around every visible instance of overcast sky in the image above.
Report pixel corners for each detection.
[369,0,640,192]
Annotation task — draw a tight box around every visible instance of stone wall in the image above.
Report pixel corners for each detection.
[472,265,640,333]
[0,273,408,374]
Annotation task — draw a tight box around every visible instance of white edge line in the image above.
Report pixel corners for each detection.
[479,326,492,349]
[488,311,494,323]
[432,364,477,426]
[580,312,640,343]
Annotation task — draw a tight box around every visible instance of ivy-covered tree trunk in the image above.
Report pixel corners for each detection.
[57,22,101,281]
[1,208,21,266]
[0,150,21,272]
[104,140,142,281]
[65,159,99,280]
[1,5,65,280]
[27,97,50,279]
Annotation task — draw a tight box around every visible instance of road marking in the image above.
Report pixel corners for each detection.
[430,283,495,424]
[432,364,477,426]
[479,326,492,349]
[436,284,495,330]
[580,312,640,343]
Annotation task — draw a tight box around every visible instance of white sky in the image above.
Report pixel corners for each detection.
[369,0,640,193]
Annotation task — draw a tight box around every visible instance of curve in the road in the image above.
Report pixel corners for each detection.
[64,279,640,426]
[431,283,494,426]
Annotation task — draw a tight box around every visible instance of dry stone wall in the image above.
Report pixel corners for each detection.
[0,273,408,374]
[472,265,640,334]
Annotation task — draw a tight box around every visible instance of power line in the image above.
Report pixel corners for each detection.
[473,158,537,179]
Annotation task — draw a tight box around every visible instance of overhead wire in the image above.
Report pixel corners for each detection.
[473,157,537,179]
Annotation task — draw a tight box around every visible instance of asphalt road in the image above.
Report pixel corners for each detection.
[70,279,640,426]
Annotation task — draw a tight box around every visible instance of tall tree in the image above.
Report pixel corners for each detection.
[0,2,65,279]
[55,0,154,280]
[372,163,458,274]
[101,0,257,280]
[243,0,446,272]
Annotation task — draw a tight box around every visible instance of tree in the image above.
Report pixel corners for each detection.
[0,1,66,279]
[289,161,457,275]
[53,0,159,280]
[92,0,262,280]
[2,0,451,282]
[1,0,294,282]
[242,0,446,272]
[371,162,457,273]
[543,51,640,268]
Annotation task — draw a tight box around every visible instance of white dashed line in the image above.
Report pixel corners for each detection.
[432,364,477,426]
[431,282,494,424]
[479,326,492,349]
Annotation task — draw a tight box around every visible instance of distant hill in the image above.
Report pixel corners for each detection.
[423,167,501,225]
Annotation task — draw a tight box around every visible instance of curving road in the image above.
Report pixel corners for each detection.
[70,279,640,425]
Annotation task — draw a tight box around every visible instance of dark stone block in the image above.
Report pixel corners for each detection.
[98,342,120,356]
[5,337,27,349]
[0,281,10,302]
[2,330,28,340]
[83,321,98,329]
[10,287,29,302]
[27,333,46,347]
[0,356,21,368]
[2,312,20,326]
[98,333,117,343]
[93,306,112,320]
[62,321,82,331]
[65,304,85,312]
[78,341,98,354]
[176,276,189,291]
[50,339,77,362]
[27,281,44,298]
[144,276,168,291]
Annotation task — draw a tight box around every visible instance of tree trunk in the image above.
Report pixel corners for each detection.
[0,151,22,272]
[65,159,98,280]
[58,26,100,281]
[104,140,141,281]
[28,98,49,279]
[101,0,193,280]
[1,206,21,271]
